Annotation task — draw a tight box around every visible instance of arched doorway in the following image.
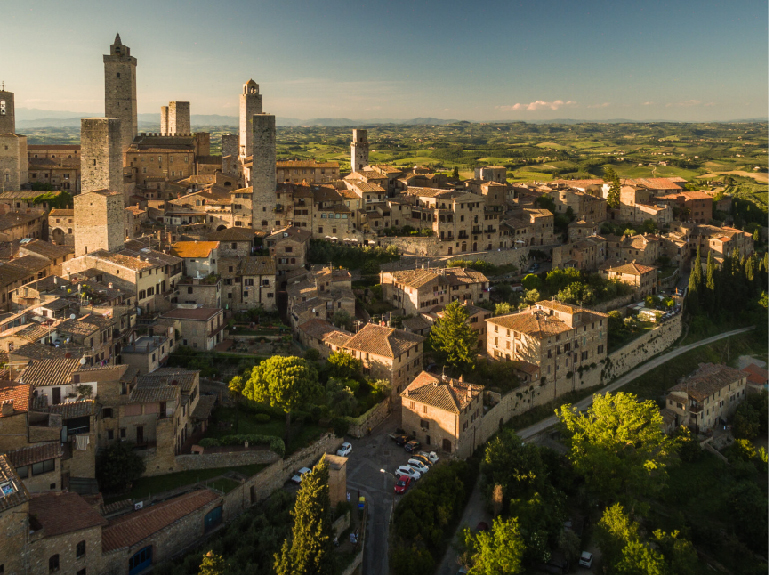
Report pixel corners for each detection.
[216,225,227,231]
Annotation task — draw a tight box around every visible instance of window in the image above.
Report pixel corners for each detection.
[421,419,430,429]
[77,540,86,558]
[77,571,85,575]
[102,408,113,418]
[49,555,60,573]
[31,459,55,476]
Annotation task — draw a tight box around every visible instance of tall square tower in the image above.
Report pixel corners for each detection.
[103,34,137,152]
[0,89,15,135]
[80,118,123,197]
[168,101,190,135]
[74,190,125,256]
[350,129,369,173]
[239,80,263,159]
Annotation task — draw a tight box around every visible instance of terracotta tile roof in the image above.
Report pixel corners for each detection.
[102,489,220,552]
[191,394,217,420]
[488,310,571,339]
[137,368,199,394]
[20,240,74,260]
[56,318,100,337]
[49,400,96,419]
[669,363,746,402]
[277,160,339,168]
[389,267,487,290]
[267,226,312,243]
[206,227,258,241]
[170,241,219,259]
[241,256,276,276]
[11,344,86,362]
[631,177,682,191]
[401,371,483,414]
[29,491,107,537]
[298,319,336,339]
[0,454,29,511]
[0,383,31,416]
[603,262,657,275]
[4,443,62,467]
[323,330,354,348]
[343,324,423,359]
[14,322,54,342]
[21,359,80,387]
[742,363,768,386]
[49,209,74,217]
[350,181,386,193]
[130,385,180,403]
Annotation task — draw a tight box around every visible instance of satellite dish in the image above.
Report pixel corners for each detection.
[69,314,77,320]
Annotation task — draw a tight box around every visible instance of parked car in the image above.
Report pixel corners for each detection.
[409,454,432,467]
[418,451,440,464]
[404,440,421,453]
[407,459,429,474]
[291,467,311,484]
[578,551,593,568]
[389,433,408,446]
[396,465,421,481]
[336,442,352,457]
[394,475,412,494]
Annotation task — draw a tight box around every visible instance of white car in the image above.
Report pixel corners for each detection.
[407,459,430,474]
[291,467,311,484]
[336,442,352,457]
[418,451,439,464]
[396,465,421,481]
[578,551,593,568]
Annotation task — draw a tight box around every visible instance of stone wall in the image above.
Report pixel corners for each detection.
[603,314,682,381]
[174,448,279,473]
[80,118,123,196]
[376,235,441,256]
[589,294,634,313]
[333,510,350,538]
[447,246,532,269]
[346,397,391,438]
[169,101,190,135]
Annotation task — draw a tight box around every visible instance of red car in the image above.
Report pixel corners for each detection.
[394,475,412,494]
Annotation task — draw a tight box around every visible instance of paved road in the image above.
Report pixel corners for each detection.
[518,326,753,440]
[436,478,489,575]
[343,412,412,575]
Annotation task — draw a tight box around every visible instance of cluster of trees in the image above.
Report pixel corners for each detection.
[391,460,478,575]
[306,239,400,274]
[524,267,633,307]
[95,441,146,493]
[687,245,768,336]
[732,390,768,440]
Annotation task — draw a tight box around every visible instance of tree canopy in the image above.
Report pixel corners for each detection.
[95,441,146,493]
[462,516,525,574]
[428,301,479,372]
[556,392,678,510]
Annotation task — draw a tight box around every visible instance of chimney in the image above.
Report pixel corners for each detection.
[1,400,13,417]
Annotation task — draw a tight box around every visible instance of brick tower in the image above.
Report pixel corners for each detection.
[103,34,137,152]
[350,129,369,173]
[239,80,263,159]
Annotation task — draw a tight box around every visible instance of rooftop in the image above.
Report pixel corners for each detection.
[669,363,746,402]
[29,491,107,537]
[401,371,483,414]
[344,323,423,359]
[170,241,219,259]
[21,358,80,388]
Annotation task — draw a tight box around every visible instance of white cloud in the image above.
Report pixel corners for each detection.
[497,100,577,112]
[587,102,610,109]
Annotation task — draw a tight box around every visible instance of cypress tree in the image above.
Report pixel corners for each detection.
[704,250,716,313]
[687,245,703,314]
[275,456,335,575]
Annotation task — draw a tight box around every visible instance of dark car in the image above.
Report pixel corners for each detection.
[404,440,421,453]
[389,433,408,446]
[394,475,412,494]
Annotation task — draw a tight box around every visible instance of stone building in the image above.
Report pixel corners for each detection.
[664,363,747,433]
[604,233,661,266]
[550,188,607,224]
[239,80,263,159]
[103,34,138,152]
[170,240,219,279]
[657,191,713,224]
[0,384,33,451]
[486,300,608,395]
[248,114,277,221]
[400,371,484,457]
[286,266,355,329]
[81,118,124,199]
[74,189,125,257]
[206,227,257,257]
[277,160,340,184]
[551,237,606,272]
[124,133,208,187]
[160,101,190,136]
[380,267,489,315]
[599,261,658,298]
[120,335,171,375]
[475,165,507,183]
[690,225,754,265]
[0,88,29,192]
[0,454,29,575]
[218,256,277,312]
[350,129,369,173]
[160,306,224,351]
[296,319,353,359]
[266,226,312,283]
[341,323,424,396]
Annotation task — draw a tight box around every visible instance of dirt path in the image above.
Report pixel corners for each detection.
[518,326,754,440]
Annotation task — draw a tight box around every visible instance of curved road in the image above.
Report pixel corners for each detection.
[437,325,753,574]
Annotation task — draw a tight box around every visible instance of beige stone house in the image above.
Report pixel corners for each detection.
[49,208,75,246]
[160,306,224,351]
[400,371,484,457]
[487,301,608,394]
[664,363,747,433]
[219,256,276,312]
[266,226,312,283]
[599,262,658,298]
[277,159,340,184]
[380,267,489,315]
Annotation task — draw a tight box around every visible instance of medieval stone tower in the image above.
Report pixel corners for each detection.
[161,101,190,135]
[250,113,277,226]
[239,80,263,159]
[221,133,239,177]
[0,88,28,191]
[80,118,123,197]
[103,34,137,152]
[350,129,369,173]
[74,190,125,256]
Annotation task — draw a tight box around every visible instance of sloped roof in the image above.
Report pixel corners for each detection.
[742,363,769,386]
[170,241,219,259]
[401,371,483,414]
[669,363,746,402]
[102,490,220,552]
[604,262,657,275]
[0,383,31,416]
[488,310,571,339]
[343,324,423,359]
[29,491,107,537]
[5,443,62,467]
[21,359,80,387]
[49,400,96,419]
[0,454,29,511]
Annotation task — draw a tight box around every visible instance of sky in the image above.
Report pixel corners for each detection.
[2,0,768,122]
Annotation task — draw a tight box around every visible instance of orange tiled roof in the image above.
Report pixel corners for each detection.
[344,324,423,359]
[401,371,482,414]
[170,241,219,258]
[0,383,31,416]
[29,492,107,537]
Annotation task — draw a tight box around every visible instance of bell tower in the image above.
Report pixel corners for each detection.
[239,79,263,159]
[103,34,137,152]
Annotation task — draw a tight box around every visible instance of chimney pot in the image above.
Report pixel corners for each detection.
[1,400,13,417]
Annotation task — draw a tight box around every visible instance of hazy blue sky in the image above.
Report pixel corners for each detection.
[3,0,767,121]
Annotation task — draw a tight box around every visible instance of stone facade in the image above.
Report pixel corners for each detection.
[0,133,28,192]
[380,267,489,315]
[103,34,137,152]
[239,80,263,159]
[250,113,276,206]
[350,129,369,172]
[74,190,125,256]
[81,118,124,197]
[277,160,340,184]
[167,101,190,136]
[0,89,16,134]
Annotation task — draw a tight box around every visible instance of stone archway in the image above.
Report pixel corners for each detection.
[216,225,227,231]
